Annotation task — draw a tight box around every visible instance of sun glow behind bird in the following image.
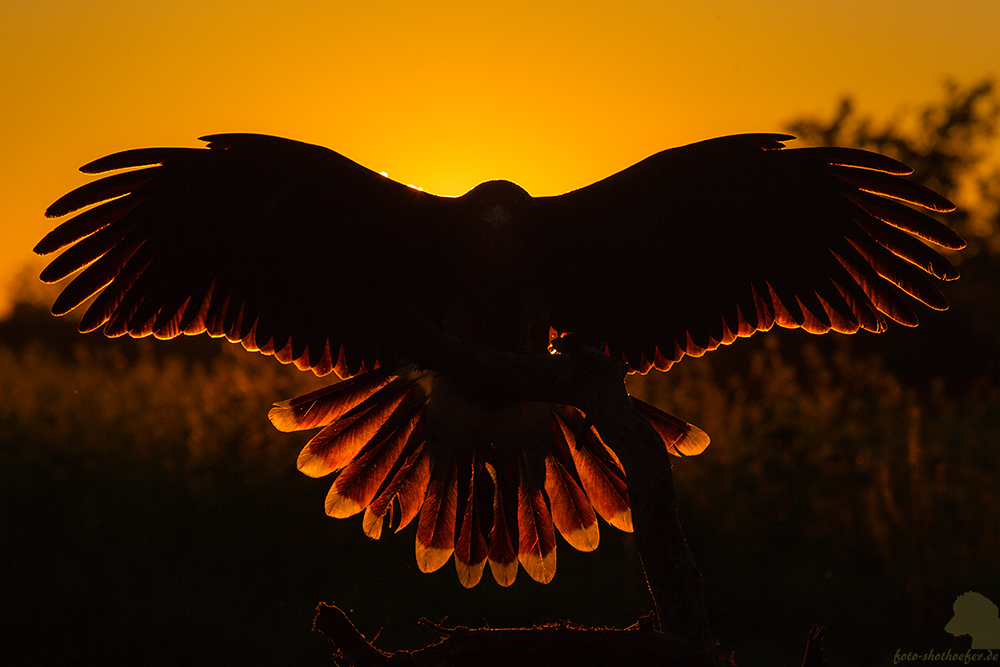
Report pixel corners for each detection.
[1,0,998,316]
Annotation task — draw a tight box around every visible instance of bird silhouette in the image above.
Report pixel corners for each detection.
[36,132,963,587]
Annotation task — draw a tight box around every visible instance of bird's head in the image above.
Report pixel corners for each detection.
[461,179,530,229]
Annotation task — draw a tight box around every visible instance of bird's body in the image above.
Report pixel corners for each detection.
[37,132,963,587]
[440,180,546,353]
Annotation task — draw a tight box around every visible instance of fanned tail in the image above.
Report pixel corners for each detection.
[272,369,708,586]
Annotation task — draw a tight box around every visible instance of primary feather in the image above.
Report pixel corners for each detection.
[37,132,961,586]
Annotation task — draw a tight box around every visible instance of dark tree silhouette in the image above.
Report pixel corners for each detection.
[36,132,963,661]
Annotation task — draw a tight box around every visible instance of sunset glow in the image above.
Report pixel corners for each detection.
[3,0,997,315]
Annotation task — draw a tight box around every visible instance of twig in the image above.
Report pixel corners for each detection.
[313,603,388,667]
[417,618,455,637]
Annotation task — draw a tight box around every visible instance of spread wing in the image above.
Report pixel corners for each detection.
[36,134,455,378]
[537,134,965,374]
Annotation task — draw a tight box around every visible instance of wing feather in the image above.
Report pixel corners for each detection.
[45,170,156,218]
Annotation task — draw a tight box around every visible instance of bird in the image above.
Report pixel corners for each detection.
[36,132,964,588]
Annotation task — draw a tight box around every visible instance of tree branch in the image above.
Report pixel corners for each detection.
[313,603,388,667]
[314,604,727,667]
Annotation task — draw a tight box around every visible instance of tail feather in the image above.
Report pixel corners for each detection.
[554,409,633,533]
[517,458,557,584]
[325,405,424,518]
[389,441,433,533]
[453,454,490,588]
[362,433,429,539]
[415,455,458,573]
[296,386,412,477]
[631,397,711,456]
[545,430,599,551]
[269,367,405,432]
[485,460,519,587]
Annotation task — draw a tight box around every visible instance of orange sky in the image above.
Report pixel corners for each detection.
[2,0,997,318]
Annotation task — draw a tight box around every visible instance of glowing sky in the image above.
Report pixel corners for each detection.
[2,0,997,316]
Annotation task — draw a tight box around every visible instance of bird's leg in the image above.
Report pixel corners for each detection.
[553,346,714,650]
